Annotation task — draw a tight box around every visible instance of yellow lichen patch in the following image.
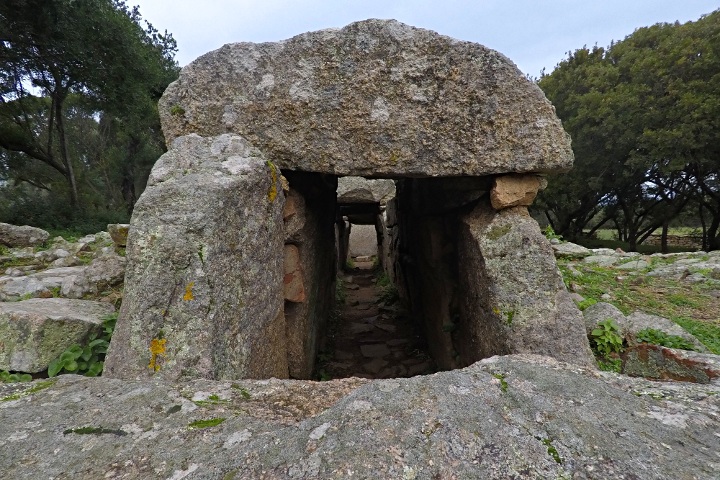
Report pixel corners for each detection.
[183,282,194,301]
[267,161,278,202]
[148,338,167,372]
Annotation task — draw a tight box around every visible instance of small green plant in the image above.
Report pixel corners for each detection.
[492,373,508,392]
[48,312,117,377]
[576,298,597,311]
[345,258,356,270]
[591,319,624,357]
[635,328,697,351]
[169,104,185,116]
[597,357,623,373]
[543,225,563,241]
[0,370,32,383]
[231,384,251,399]
[375,272,399,305]
[1,379,56,402]
[540,437,563,464]
[335,276,346,304]
[590,318,625,373]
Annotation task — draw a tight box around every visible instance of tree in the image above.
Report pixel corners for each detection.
[537,10,720,250]
[0,0,178,219]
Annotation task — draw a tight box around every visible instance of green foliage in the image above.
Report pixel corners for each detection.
[576,298,597,311]
[492,373,508,392]
[591,319,624,357]
[635,328,697,351]
[537,12,720,250]
[540,438,563,464]
[0,0,179,229]
[597,358,623,373]
[187,417,226,429]
[335,276,346,304]
[345,258,356,270]
[0,370,32,383]
[48,312,117,377]
[542,225,563,241]
[63,426,127,436]
[0,379,56,401]
[375,270,399,305]
[668,318,720,354]
[170,105,186,116]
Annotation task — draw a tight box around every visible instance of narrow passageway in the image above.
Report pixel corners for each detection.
[317,257,436,380]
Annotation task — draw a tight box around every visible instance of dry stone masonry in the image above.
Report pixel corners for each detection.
[105,19,595,381]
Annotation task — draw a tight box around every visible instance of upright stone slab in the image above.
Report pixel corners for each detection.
[159,19,573,177]
[457,203,595,367]
[104,134,288,381]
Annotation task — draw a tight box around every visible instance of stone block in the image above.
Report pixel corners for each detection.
[283,244,306,303]
[490,174,542,210]
[0,298,115,373]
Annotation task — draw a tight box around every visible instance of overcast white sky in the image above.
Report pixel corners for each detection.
[132,1,718,77]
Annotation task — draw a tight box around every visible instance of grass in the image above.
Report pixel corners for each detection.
[558,257,720,354]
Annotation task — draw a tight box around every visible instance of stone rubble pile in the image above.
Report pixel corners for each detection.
[0,224,126,374]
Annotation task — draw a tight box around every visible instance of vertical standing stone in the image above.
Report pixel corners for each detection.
[104,134,289,381]
[457,202,595,367]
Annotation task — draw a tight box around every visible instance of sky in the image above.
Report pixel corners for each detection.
[132,1,718,77]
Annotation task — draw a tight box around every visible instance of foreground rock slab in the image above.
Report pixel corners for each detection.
[1,355,717,479]
[0,298,115,372]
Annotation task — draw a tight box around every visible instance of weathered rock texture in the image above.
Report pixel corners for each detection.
[0,298,115,372]
[104,134,288,381]
[281,171,337,379]
[458,203,595,367]
[159,20,573,177]
[490,174,543,210]
[107,223,129,247]
[348,224,378,257]
[0,222,49,247]
[337,176,396,204]
[1,355,717,479]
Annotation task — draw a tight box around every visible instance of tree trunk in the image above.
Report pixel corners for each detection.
[661,221,669,253]
[53,90,80,209]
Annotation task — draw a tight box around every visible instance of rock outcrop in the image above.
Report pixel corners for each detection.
[0,298,115,372]
[159,20,572,177]
[103,134,288,381]
[0,222,49,247]
[0,355,717,479]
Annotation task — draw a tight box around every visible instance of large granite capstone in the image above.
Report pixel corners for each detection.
[159,19,572,178]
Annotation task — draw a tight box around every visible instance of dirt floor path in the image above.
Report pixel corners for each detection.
[318,259,436,380]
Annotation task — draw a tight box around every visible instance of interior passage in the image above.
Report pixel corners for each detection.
[316,255,435,380]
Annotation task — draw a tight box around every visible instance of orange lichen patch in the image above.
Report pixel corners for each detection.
[183,282,194,301]
[149,338,167,372]
[267,161,278,202]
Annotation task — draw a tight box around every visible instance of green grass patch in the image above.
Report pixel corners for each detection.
[673,317,720,355]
